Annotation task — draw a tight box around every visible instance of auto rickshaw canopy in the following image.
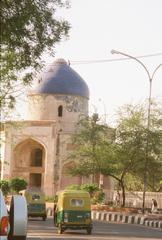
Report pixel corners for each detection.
[55,190,91,211]
[20,188,46,204]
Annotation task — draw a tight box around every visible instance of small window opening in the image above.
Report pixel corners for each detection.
[58,105,63,117]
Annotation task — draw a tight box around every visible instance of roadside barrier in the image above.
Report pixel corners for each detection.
[46,207,162,229]
[92,210,162,229]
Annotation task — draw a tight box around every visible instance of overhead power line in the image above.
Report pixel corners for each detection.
[69,52,162,65]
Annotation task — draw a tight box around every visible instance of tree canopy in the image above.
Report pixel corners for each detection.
[68,114,115,182]
[112,102,162,205]
[67,101,162,206]
[0,179,10,197]
[1,0,70,112]
[10,177,27,193]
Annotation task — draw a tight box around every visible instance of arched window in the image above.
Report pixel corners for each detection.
[30,148,43,167]
[58,105,63,117]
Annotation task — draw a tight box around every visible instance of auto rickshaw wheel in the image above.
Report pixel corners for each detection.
[87,227,92,235]
[58,224,63,234]
[8,236,26,240]
[42,215,46,221]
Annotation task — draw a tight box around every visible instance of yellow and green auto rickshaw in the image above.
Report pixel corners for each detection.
[53,190,92,234]
[21,188,47,221]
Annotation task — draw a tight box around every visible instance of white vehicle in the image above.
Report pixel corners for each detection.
[0,189,28,240]
[0,190,9,239]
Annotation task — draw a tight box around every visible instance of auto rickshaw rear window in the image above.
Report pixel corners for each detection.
[70,199,84,207]
[32,194,40,200]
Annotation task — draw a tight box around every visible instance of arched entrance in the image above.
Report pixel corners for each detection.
[13,138,45,189]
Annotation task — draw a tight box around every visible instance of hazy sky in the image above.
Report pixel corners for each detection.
[52,0,162,123]
[19,0,162,123]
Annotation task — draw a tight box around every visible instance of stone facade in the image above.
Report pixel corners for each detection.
[0,59,113,196]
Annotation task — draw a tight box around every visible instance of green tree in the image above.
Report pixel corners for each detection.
[1,0,70,112]
[68,101,162,207]
[124,174,143,191]
[131,101,162,193]
[105,104,148,206]
[10,177,27,193]
[107,101,162,206]
[0,179,10,197]
[68,114,113,184]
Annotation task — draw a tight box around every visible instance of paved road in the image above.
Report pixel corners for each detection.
[27,217,162,240]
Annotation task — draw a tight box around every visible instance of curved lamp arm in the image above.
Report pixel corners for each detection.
[151,63,162,80]
[111,49,152,81]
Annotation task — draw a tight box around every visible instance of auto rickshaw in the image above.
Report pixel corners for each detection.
[20,188,47,221]
[53,190,92,234]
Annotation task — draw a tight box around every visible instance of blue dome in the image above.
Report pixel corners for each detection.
[33,59,89,99]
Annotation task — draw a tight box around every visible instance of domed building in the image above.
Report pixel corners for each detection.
[1,59,113,198]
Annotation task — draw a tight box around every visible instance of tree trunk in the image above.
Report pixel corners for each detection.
[120,180,125,207]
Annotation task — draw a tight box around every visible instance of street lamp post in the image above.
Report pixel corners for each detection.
[111,49,162,212]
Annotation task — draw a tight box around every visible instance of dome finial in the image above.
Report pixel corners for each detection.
[54,58,67,64]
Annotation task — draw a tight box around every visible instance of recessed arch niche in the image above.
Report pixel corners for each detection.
[13,138,45,188]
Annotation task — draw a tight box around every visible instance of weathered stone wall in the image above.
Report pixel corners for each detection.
[27,94,88,121]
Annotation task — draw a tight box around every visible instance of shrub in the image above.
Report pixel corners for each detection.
[66,183,105,204]
[92,189,105,204]
[45,196,55,202]
[0,179,10,197]
[66,184,81,190]
[10,177,27,193]
[80,183,99,198]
